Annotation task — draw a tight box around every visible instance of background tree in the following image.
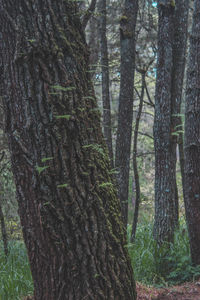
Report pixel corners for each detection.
[184,0,200,266]
[170,0,189,222]
[115,0,139,226]
[98,0,114,166]
[153,0,177,245]
[153,0,189,247]
[0,1,136,299]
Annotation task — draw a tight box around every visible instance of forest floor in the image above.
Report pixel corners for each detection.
[137,281,200,299]
[23,281,200,300]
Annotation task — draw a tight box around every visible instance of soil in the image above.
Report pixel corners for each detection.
[137,281,200,299]
[23,282,200,299]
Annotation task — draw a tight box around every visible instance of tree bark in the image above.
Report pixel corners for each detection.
[153,1,177,244]
[115,0,138,227]
[170,0,189,225]
[0,1,136,299]
[0,201,8,257]
[98,0,114,167]
[131,71,145,242]
[184,0,200,266]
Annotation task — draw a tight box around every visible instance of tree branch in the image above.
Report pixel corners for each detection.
[82,0,97,30]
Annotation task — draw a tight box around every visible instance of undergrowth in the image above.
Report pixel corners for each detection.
[1,218,200,299]
[128,217,200,287]
[0,241,33,300]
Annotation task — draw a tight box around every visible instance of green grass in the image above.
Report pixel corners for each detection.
[1,218,200,298]
[128,217,200,287]
[0,241,33,300]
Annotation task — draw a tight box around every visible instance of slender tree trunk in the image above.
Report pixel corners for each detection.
[170,0,189,225]
[88,16,100,78]
[0,152,8,257]
[98,0,114,167]
[153,0,177,244]
[0,1,136,299]
[131,71,145,243]
[184,0,200,266]
[153,0,188,244]
[0,201,8,257]
[115,0,138,227]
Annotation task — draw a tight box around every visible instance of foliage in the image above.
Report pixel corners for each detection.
[0,241,33,300]
[128,217,200,287]
[1,218,200,299]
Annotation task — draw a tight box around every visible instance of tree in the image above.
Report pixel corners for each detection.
[153,0,177,245]
[153,0,189,245]
[0,1,136,299]
[115,0,139,226]
[131,69,145,242]
[170,0,189,222]
[98,0,114,167]
[0,152,8,257]
[184,0,200,266]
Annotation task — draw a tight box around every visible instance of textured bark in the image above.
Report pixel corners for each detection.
[0,153,8,257]
[0,1,136,299]
[184,0,200,266]
[131,71,145,242]
[153,1,176,244]
[98,0,114,168]
[171,0,189,225]
[115,0,138,226]
[0,202,8,257]
[153,0,189,244]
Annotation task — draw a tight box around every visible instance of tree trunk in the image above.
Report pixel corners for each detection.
[0,201,8,257]
[0,1,136,299]
[131,71,145,242]
[98,0,114,167]
[115,0,138,227]
[88,16,100,78]
[170,0,189,225]
[153,0,177,244]
[184,0,200,266]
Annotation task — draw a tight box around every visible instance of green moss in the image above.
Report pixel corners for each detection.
[120,15,128,22]
[170,0,175,7]
[98,182,113,189]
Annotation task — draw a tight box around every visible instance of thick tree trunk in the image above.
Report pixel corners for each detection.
[184,0,200,266]
[0,1,136,299]
[153,1,177,244]
[98,0,114,167]
[115,0,138,227]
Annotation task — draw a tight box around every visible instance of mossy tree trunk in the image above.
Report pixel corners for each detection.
[0,1,136,299]
[115,0,138,227]
[184,0,200,266]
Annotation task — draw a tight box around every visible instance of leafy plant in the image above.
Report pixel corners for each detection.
[35,165,49,174]
[128,217,200,286]
[0,241,33,300]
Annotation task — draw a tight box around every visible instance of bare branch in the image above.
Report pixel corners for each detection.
[82,0,97,30]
